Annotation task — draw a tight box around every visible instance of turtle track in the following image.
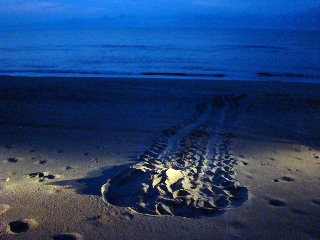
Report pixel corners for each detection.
[102,94,248,218]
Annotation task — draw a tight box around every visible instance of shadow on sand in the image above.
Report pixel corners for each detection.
[48,164,132,196]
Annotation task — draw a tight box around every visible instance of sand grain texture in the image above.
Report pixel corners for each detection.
[103,95,248,217]
[0,204,10,215]
[0,76,319,239]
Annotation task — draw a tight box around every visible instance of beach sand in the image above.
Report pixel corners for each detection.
[0,75,319,239]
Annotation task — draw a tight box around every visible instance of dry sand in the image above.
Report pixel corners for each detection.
[0,75,319,239]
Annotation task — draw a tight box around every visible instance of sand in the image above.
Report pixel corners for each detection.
[0,75,319,239]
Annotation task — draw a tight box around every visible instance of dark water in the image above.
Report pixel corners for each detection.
[0,28,319,82]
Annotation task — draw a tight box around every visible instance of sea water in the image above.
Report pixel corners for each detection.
[0,28,319,82]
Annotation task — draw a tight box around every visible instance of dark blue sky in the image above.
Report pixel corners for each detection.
[0,0,319,29]
[1,0,319,16]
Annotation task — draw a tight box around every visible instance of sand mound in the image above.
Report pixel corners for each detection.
[103,95,248,218]
[0,204,10,215]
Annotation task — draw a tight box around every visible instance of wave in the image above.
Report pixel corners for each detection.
[1,44,286,54]
[0,69,227,78]
[218,45,286,50]
[23,64,56,69]
[0,69,133,75]
[257,72,320,79]
[141,72,225,77]
[1,69,319,81]
[89,44,173,51]
[0,47,70,52]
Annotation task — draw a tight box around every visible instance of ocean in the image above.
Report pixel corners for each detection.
[0,28,319,82]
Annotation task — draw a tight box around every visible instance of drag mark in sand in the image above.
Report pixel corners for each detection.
[102,94,248,218]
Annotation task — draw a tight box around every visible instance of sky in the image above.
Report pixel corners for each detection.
[0,0,319,29]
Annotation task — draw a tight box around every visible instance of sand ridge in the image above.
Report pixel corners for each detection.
[102,94,248,218]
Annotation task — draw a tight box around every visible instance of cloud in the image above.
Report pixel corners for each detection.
[2,1,57,12]
[0,0,111,18]
[0,0,319,20]
[191,0,320,14]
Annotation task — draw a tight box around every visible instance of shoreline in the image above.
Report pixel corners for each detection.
[1,74,320,85]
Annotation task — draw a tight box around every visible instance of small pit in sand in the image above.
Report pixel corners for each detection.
[6,219,38,234]
[52,232,84,240]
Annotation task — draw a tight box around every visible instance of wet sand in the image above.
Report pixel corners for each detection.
[0,75,319,239]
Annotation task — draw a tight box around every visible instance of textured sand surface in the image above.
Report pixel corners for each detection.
[103,95,248,217]
[0,76,319,239]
